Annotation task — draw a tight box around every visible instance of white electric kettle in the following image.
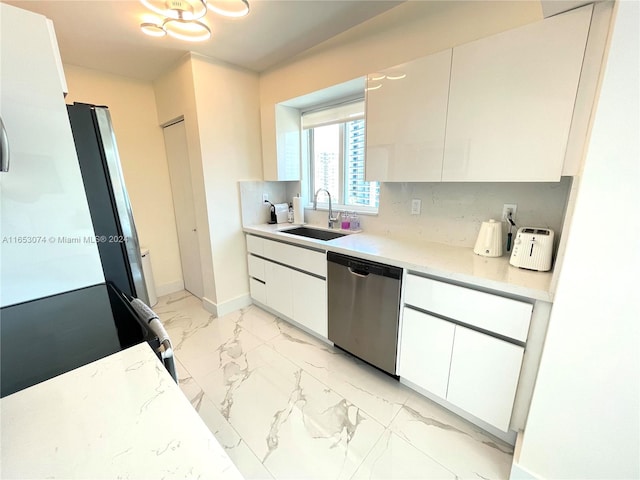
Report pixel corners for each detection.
[473,219,503,257]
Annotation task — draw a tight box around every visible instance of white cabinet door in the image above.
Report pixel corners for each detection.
[447,326,524,432]
[264,261,294,319]
[249,278,267,305]
[399,308,455,399]
[292,271,327,339]
[366,49,451,182]
[443,5,592,182]
[261,104,301,181]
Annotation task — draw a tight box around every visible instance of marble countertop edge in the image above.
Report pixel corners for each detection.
[243,223,553,302]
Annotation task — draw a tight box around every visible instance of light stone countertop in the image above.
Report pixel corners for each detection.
[0,343,243,480]
[244,223,554,302]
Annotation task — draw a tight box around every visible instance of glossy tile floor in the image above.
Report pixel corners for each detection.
[155,291,514,480]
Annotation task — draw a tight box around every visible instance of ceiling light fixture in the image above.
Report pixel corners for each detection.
[207,0,250,18]
[139,0,249,42]
[140,22,167,37]
[163,17,211,41]
[368,73,386,81]
[386,73,407,80]
[141,0,207,21]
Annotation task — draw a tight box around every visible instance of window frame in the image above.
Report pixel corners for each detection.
[303,102,379,215]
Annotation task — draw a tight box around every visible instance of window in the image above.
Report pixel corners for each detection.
[303,101,379,212]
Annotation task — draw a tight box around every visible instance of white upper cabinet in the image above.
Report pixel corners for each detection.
[442,5,592,182]
[366,49,452,182]
[261,104,301,181]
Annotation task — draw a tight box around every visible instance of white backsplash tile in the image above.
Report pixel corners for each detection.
[246,178,571,249]
[239,181,301,227]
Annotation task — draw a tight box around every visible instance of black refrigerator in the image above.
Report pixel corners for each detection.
[67,102,149,305]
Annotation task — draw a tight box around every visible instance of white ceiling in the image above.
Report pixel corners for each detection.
[5,0,403,81]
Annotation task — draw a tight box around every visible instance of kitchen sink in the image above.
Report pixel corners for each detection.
[280,226,347,241]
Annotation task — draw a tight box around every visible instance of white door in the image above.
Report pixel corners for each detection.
[163,121,203,298]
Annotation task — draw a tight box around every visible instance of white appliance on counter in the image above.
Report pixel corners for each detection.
[473,219,503,257]
[509,227,555,271]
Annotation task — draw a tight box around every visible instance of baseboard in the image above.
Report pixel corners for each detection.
[510,462,543,480]
[201,293,252,317]
[202,296,217,316]
[155,280,184,297]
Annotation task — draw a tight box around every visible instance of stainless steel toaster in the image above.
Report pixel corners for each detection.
[509,227,554,271]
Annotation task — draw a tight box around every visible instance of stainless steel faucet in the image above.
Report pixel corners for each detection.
[313,188,339,229]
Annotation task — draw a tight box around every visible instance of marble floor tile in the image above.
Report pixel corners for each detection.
[390,393,514,480]
[158,292,514,480]
[167,309,265,380]
[268,318,411,427]
[177,359,274,480]
[236,305,283,343]
[196,342,386,480]
[352,429,457,480]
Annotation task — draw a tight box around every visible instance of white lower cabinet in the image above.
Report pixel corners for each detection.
[246,235,328,339]
[264,261,294,319]
[399,308,454,399]
[447,326,524,432]
[292,271,327,338]
[400,275,530,432]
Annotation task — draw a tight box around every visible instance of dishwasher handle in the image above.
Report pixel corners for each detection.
[328,251,402,280]
[348,267,370,278]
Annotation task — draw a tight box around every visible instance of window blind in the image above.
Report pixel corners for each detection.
[301,100,365,129]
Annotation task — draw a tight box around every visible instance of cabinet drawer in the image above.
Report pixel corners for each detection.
[404,274,532,342]
[246,235,265,255]
[249,278,266,305]
[263,239,326,277]
[247,255,265,281]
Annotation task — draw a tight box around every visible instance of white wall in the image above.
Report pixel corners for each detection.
[190,55,263,312]
[304,180,570,249]
[154,54,263,314]
[514,1,640,478]
[63,64,184,296]
[260,1,541,105]
[154,55,217,303]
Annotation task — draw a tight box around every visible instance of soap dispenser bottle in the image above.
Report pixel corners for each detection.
[287,203,294,223]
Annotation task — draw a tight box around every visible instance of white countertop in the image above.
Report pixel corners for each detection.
[244,223,553,302]
[0,343,243,480]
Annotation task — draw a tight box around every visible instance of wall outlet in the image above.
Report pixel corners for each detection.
[411,199,422,215]
[502,203,517,222]
[262,193,269,203]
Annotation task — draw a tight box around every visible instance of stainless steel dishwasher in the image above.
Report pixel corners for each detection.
[327,252,402,376]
